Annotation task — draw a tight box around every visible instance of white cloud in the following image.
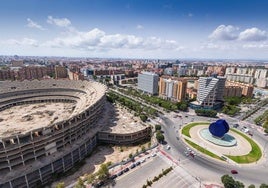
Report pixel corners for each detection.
[239,28,267,41]
[26,18,45,30]
[242,43,268,49]
[44,28,181,51]
[4,38,38,47]
[209,25,238,41]
[136,24,144,29]
[47,16,71,27]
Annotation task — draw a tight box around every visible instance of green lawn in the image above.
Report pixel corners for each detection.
[181,122,209,138]
[225,129,262,163]
[185,139,224,161]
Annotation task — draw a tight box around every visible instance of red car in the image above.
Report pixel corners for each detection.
[231,170,238,174]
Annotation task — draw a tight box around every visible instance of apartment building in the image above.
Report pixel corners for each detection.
[190,76,226,109]
[225,81,254,97]
[158,76,187,102]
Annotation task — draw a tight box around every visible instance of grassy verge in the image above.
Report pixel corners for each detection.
[184,139,223,161]
[225,129,262,163]
[181,122,209,138]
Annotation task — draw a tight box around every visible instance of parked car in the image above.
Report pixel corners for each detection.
[140,158,146,163]
[110,174,117,179]
[123,167,129,173]
[166,145,171,150]
[135,161,141,166]
[151,153,157,157]
[130,163,136,169]
[94,181,104,188]
[117,171,124,176]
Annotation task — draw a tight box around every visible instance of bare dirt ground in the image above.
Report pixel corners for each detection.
[0,102,75,137]
[51,143,150,187]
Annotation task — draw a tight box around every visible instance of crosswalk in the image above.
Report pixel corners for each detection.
[156,149,202,188]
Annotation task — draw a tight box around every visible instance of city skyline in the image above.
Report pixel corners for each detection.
[1,0,268,59]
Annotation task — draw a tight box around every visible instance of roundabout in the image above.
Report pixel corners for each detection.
[181,120,262,164]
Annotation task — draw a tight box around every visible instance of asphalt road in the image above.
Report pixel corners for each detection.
[157,112,268,186]
[112,156,169,188]
[112,154,200,188]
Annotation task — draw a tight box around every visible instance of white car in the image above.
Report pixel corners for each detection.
[151,153,157,157]
[140,158,146,163]
[166,145,171,150]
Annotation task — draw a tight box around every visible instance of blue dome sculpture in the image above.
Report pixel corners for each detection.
[209,119,229,138]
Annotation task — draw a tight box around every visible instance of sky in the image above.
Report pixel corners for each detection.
[1,0,268,60]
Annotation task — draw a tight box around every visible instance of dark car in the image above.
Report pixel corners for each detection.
[110,174,117,179]
[231,170,238,174]
[248,132,253,136]
[117,171,124,176]
[135,161,141,166]
[233,124,239,128]
[94,181,104,188]
[130,163,136,169]
[123,167,129,172]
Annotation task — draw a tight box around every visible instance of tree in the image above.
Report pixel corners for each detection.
[129,153,133,159]
[195,109,217,117]
[221,175,235,188]
[140,114,148,122]
[86,174,96,184]
[235,181,244,188]
[147,142,151,148]
[141,145,146,152]
[260,184,268,188]
[155,124,161,131]
[221,174,244,188]
[75,177,85,188]
[156,131,165,143]
[97,163,110,181]
[248,185,255,188]
[55,182,65,188]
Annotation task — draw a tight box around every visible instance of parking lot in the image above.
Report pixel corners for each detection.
[108,154,200,188]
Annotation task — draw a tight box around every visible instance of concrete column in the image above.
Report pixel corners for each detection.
[7,159,12,171]
[25,175,29,187]
[2,140,6,149]
[21,155,25,166]
[78,147,81,161]
[16,136,20,145]
[38,169,43,182]
[51,162,54,173]
[62,157,65,172]
[71,151,74,165]
[30,132,33,141]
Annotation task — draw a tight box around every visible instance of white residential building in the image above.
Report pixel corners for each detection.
[197,76,226,108]
[138,72,159,95]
